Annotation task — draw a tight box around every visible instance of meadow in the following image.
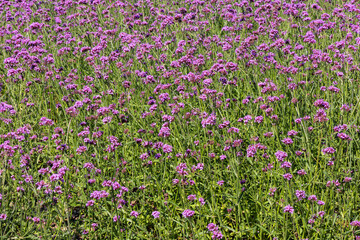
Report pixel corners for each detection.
[1,0,360,239]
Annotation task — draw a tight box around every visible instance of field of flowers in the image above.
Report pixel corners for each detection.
[1,0,360,239]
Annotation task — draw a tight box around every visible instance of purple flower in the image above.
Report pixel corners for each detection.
[287,130,298,136]
[162,144,173,153]
[341,104,351,112]
[313,99,330,109]
[130,211,139,218]
[203,78,213,86]
[102,116,112,124]
[318,211,325,217]
[295,190,306,201]
[207,223,219,232]
[182,209,195,218]
[282,173,293,181]
[350,221,360,227]
[282,138,293,145]
[322,147,336,154]
[297,169,307,175]
[158,127,171,138]
[39,117,54,126]
[337,133,352,141]
[295,118,302,124]
[269,188,277,196]
[254,116,263,123]
[308,195,317,201]
[281,161,292,168]
[275,151,288,162]
[295,151,303,156]
[152,211,160,219]
[283,205,294,214]
[187,195,197,201]
[344,177,352,183]
[212,230,224,239]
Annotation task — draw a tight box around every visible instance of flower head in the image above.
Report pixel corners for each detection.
[182,209,195,218]
[283,205,294,214]
[152,211,160,219]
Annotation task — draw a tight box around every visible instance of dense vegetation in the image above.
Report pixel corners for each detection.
[1,0,360,239]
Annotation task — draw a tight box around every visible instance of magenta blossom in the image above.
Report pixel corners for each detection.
[152,211,160,219]
[130,211,139,218]
[283,205,294,214]
[182,209,195,218]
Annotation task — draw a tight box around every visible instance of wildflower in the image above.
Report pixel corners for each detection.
[254,116,263,123]
[208,223,219,232]
[159,127,171,138]
[283,205,294,214]
[287,130,298,136]
[350,221,360,227]
[39,117,54,126]
[337,133,352,141]
[283,173,293,181]
[344,177,352,183]
[130,211,139,218]
[102,116,112,124]
[281,161,292,168]
[313,99,330,109]
[269,188,277,196]
[86,200,95,207]
[182,209,195,218]
[212,230,224,239]
[187,195,197,201]
[275,151,288,162]
[322,147,336,154]
[162,144,173,153]
[295,151,303,156]
[264,132,273,137]
[308,195,317,201]
[318,211,325,217]
[203,78,213,86]
[152,211,160,219]
[282,138,293,145]
[297,169,307,175]
[295,190,306,201]
[341,104,351,112]
[76,146,87,155]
